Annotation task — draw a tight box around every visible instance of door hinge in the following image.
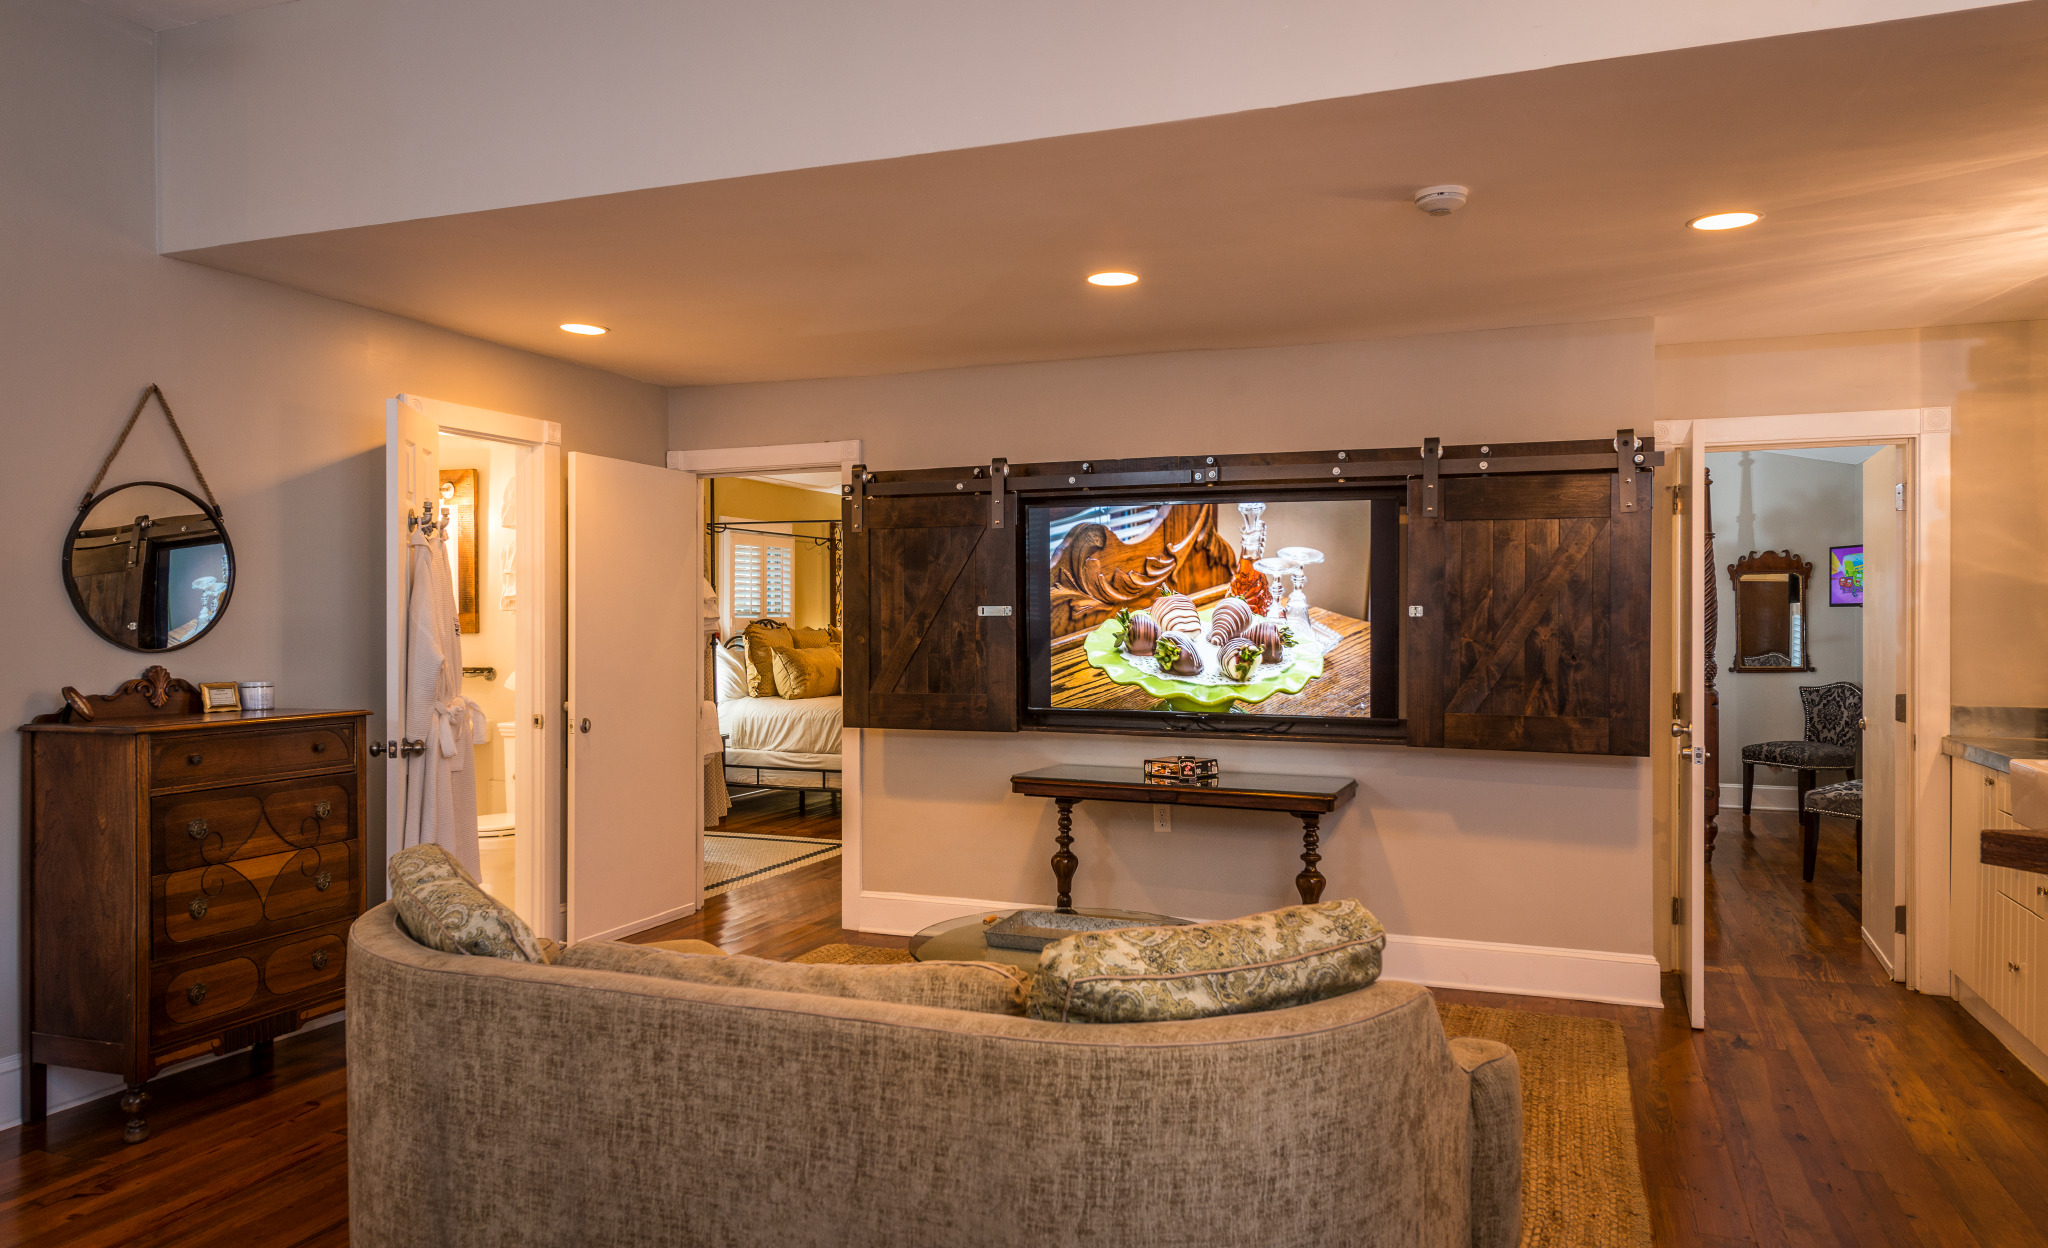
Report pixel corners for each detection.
[1672,896,1684,924]
[1672,692,1683,719]
[1671,484,1684,516]
[1895,904,1907,935]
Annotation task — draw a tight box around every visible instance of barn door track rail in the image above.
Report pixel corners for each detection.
[844,431,1662,530]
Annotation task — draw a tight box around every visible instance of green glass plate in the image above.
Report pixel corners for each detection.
[1082,608,1325,712]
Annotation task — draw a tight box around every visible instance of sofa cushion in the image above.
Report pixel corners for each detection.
[388,844,549,963]
[771,645,841,699]
[1027,898,1385,1023]
[558,941,1029,1014]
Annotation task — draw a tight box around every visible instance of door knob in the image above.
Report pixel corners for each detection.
[399,738,426,758]
[369,739,401,758]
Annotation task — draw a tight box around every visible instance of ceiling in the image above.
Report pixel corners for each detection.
[81,0,295,30]
[172,3,2048,387]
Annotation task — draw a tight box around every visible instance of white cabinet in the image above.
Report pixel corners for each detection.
[1956,756,2045,1046]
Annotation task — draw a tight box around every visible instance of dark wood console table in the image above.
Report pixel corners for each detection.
[1009,765,1358,911]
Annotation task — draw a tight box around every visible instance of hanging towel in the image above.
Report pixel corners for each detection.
[401,522,487,877]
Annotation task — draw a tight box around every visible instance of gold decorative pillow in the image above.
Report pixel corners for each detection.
[1027,899,1384,1023]
[741,620,795,696]
[793,626,841,648]
[388,844,549,963]
[558,942,1029,1015]
[771,645,841,699]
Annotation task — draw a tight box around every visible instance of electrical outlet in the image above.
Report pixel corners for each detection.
[1153,805,1172,832]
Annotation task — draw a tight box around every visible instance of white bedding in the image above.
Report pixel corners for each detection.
[717,694,843,758]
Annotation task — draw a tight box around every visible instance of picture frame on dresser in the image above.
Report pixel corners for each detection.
[18,665,368,1143]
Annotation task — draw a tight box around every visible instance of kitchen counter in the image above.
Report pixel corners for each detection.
[1943,736,2048,773]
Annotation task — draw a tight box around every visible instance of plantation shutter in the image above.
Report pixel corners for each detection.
[843,486,1019,731]
[1403,468,1652,756]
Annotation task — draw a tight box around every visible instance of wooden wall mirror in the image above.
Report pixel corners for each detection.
[1728,549,1813,672]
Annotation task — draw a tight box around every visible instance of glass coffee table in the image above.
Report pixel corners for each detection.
[909,908,1188,967]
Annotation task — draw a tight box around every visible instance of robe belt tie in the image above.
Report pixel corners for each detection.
[432,695,488,762]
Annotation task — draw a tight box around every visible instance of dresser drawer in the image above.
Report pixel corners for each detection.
[152,841,359,958]
[152,777,354,873]
[151,920,349,1044]
[151,723,353,790]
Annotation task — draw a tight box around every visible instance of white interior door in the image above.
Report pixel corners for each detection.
[1862,445,1908,978]
[567,453,701,941]
[1673,424,1708,1029]
[383,397,442,874]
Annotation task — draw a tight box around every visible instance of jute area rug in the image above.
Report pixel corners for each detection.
[703,833,840,897]
[793,945,1651,1247]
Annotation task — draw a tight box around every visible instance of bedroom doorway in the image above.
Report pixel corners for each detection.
[671,441,865,929]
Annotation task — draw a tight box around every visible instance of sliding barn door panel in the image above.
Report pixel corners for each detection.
[1406,469,1651,756]
[844,492,1019,732]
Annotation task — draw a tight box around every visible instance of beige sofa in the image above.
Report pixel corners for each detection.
[347,903,1523,1248]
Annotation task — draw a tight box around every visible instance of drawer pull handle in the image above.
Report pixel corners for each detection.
[186,818,209,840]
[311,742,326,754]
[186,983,207,1006]
[313,801,332,820]
[187,754,203,766]
[314,870,333,892]
[311,950,330,971]
[187,896,209,920]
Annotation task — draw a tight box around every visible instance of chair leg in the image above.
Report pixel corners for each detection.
[1856,819,1863,871]
[1796,769,1815,825]
[1802,810,1820,882]
[1743,762,1755,818]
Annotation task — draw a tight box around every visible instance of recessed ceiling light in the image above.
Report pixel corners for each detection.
[1086,272,1139,287]
[1688,212,1761,231]
[559,322,608,335]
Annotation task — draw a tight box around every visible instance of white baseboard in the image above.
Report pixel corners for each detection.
[1862,925,1899,979]
[584,902,699,944]
[1736,783,1802,812]
[854,890,1663,1008]
[1384,934,1664,1008]
[1955,976,2048,1089]
[852,890,1039,936]
[0,1011,345,1133]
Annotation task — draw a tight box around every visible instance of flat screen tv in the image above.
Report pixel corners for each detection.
[1022,488,1402,739]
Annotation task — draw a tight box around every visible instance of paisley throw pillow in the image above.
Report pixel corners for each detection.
[1027,898,1384,1023]
[388,844,548,963]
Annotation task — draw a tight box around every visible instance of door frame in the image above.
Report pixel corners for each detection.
[668,441,864,925]
[1654,408,1952,994]
[389,395,567,938]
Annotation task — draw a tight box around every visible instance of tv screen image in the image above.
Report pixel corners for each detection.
[1036,497,1375,718]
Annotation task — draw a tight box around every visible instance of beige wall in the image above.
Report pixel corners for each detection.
[1,0,667,1099]
[673,320,1661,957]
[1658,321,2048,708]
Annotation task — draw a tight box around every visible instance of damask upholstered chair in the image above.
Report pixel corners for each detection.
[1741,682,1861,849]
[1800,778,1863,882]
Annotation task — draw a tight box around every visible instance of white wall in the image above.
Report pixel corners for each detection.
[1706,450,1865,789]
[1,0,667,1121]
[156,0,2001,250]
[673,320,1666,996]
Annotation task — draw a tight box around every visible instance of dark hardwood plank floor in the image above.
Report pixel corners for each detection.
[5,801,2046,1246]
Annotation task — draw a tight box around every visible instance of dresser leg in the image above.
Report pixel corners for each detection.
[250,1039,275,1073]
[1295,814,1326,904]
[1051,799,1079,913]
[24,1061,46,1125]
[120,1084,149,1144]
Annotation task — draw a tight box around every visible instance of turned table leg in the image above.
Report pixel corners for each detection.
[1051,798,1079,913]
[121,1083,150,1144]
[1294,813,1325,904]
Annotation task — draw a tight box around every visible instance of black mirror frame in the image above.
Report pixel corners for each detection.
[63,479,236,653]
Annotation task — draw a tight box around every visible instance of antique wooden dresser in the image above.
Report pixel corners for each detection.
[18,667,367,1142]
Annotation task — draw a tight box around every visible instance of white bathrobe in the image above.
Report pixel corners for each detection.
[401,523,488,877]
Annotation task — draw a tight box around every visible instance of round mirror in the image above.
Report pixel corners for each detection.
[64,481,234,651]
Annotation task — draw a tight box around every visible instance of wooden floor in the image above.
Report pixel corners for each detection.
[6,802,2048,1245]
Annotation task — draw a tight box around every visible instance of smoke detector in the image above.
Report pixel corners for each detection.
[1413,185,1469,216]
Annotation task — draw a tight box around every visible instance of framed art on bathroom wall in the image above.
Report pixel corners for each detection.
[1829,545,1863,606]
